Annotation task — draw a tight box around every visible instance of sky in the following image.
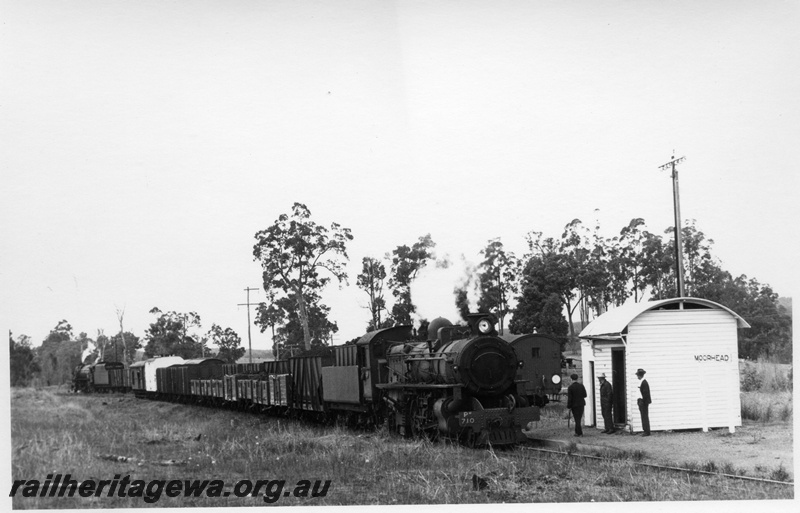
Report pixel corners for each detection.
[2,0,798,353]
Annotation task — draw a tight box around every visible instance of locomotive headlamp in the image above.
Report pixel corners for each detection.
[478,318,493,334]
[551,374,562,385]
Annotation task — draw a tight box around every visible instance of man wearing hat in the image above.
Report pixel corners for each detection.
[598,373,615,434]
[566,373,587,437]
[636,368,652,436]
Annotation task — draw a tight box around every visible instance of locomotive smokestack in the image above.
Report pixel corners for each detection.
[466,313,498,336]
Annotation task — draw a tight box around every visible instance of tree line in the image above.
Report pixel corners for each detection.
[9,311,247,387]
[251,204,791,363]
[9,203,792,387]
[505,218,792,362]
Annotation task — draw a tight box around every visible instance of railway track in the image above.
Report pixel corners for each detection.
[517,443,793,486]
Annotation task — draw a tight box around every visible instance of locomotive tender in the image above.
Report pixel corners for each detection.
[73,312,563,447]
[71,361,129,393]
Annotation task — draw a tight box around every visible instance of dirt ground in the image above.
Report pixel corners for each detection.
[524,417,793,480]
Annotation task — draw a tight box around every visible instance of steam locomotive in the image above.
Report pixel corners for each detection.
[378,313,560,445]
[74,312,563,446]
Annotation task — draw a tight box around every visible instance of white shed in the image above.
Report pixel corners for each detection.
[578,297,750,434]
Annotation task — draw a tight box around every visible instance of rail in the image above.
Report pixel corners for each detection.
[518,445,793,486]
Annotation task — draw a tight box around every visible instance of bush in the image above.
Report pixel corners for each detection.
[769,464,791,482]
[740,365,762,392]
[739,360,791,393]
[760,361,790,391]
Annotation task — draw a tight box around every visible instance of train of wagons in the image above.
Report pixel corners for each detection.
[72,313,562,446]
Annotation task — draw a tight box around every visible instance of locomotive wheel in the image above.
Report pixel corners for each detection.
[406,398,438,442]
[406,399,423,439]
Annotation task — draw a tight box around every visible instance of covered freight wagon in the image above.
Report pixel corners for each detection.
[130,356,185,397]
[578,297,750,434]
[169,358,224,397]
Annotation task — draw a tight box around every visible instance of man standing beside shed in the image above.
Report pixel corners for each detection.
[636,368,651,436]
[598,373,615,434]
[566,373,587,437]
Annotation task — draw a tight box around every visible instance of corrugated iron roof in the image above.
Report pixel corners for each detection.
[578,297,751,339]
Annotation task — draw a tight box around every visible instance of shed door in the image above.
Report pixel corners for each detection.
[611,348,626,424]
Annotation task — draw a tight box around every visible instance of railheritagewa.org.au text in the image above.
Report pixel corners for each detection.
[10,474,331,503]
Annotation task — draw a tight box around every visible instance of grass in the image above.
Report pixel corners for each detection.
[739,359,793,422]
[9,387,794,508]
[740,391,793,422]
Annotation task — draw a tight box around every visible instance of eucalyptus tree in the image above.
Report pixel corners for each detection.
[255,289,286,358]
[388,234,435,325]
[143,308,204,359]
[639,230,673,300]
[509,281,569,339]
[207,324,245,364]
[679,220,715,296]
[514,232,576,336]
[268,293,339,357]
[562,219,621,323]
[558,219,615,335]
[110,331,141,364]
[476,239,518,334]
[357,256,388,331]
[97,328,137,363]
[515,220,616,338]
[644,219,714,298]
[721,277,791,362]
[618,218,649,302]
[253,203,353,351]
[37,320,79,385]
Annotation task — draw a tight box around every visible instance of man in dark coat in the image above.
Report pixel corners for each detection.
[636,368,652,436]
[566,373,587,437]
[598,373,615,434]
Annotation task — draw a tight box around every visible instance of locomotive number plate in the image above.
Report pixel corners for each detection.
[459,412,477,426]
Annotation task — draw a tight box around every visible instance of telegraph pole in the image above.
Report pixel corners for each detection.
[238,287,260,363]
[659,154,686,298]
